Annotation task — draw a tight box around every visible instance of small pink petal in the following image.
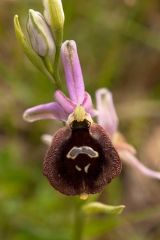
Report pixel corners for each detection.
[54,90,75,113]
[82,92,96,116]
[118,149,160,180]
[96,88,119,137]
[23,102,68,122]
[61,40,85,104]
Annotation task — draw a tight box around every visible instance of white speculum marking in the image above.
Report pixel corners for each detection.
[75,165,82,172]
[66,146,99,160]
[84,163,91,173]
[75,163,91,173]
[67,146,98,174]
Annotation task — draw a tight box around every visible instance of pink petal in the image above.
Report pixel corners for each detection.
[96,88,119,137]
[23,102,68,122]
[61,40,85,104]
[82,92,97,117]
[118,149,160,180]
[54,90,75,113]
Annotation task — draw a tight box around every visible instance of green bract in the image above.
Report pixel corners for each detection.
[82,202,125,215]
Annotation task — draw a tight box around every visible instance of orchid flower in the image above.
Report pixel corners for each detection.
[23,40,121,198]
[96,88,160,180]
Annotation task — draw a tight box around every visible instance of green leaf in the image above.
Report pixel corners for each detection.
[14,15,55,83]
[82,202,125,215]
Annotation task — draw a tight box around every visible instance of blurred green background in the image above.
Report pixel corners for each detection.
[0,0,160,239]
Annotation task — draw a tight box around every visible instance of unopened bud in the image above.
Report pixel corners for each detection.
[27,9,56,58]
[43,0,64,45]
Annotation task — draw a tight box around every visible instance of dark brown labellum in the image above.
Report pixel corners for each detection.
[43,121,122,196]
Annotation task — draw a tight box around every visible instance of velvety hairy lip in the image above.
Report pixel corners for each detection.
[43,122,121,196]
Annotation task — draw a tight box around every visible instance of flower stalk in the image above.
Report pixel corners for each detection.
[52,44,61,88]
[73,200,85,240]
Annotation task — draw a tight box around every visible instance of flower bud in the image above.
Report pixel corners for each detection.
[27,9,56,58]
[43,0,64,45]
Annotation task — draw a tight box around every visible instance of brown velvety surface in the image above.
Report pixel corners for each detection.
[43,122,121,196]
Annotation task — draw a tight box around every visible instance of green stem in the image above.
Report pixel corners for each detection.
[43,44,62,89]
[53,44,62,90]
[43,57,54,74]
[43,67,55,83]
[41,57,60,88]
[73,200,85,240]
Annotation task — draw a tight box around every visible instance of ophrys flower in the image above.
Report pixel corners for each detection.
[24,41,122,198]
